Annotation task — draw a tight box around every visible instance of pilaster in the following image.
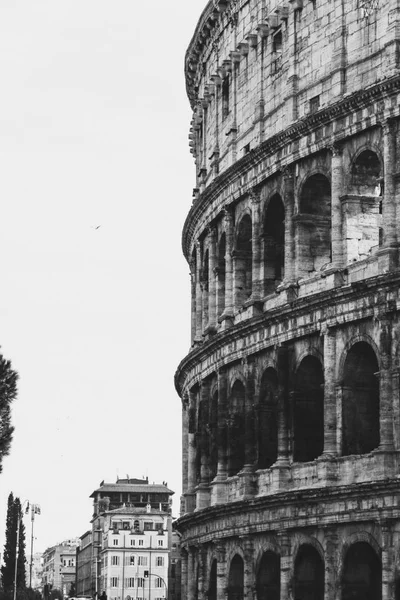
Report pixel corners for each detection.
[379,119,398,272]
[220,207,234,326]
[322,325,338,457]
[330,143,344,270]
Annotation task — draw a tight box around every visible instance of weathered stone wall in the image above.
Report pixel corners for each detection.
[177,0,400,598]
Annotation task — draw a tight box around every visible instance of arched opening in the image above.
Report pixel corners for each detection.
[263,195,285,294]
[297,174,331,275]
[342,542,382,600]
[258,368,278,469]
[234,215,252,308]
[256,551,280,600]
[294,544,324,600]
[208,560,217,600]
[196,394,209,484]
[202,249,209,326]
[344,149,383,261]
[227,380,246,476]
[209,390,218,481]
[228,555,244,600]
[293,356,324,462]
[217,234,226,317]
[342,342,380,456]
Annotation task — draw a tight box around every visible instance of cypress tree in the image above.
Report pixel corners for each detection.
[0,355,19,473]
[1,494,27,592]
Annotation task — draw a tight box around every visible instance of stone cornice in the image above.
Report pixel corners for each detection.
[182,74,400,261]
[174,478,400,541]
[174,270,400,397]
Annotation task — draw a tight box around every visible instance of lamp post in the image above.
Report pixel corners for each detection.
[13,500,30,600]
[29,504,41,589]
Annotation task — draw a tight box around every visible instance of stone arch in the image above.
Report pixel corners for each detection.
[350,146,382,194]
[297,172,332,275]
[228,369,247,394]
[338,334,381,379]
[227,554,244,600]
[208,558,217,600]
[257,367,279,469]
[227,379,246,476]
[234,213,253,307]
[209,384,219,480]
[341,341,380,456]
[293,355,324,462]
[256,550,280,600]
[341,541,382,600]
[293,543,325,600]
[217,232,226,317]
[263,193,285,293]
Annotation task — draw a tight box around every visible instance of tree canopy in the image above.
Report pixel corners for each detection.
[1,494,26,593]
[0,355,19,473]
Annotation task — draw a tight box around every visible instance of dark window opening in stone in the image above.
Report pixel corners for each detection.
[273,29,282,53]
[228,380,245,476]
[293,544,324,600]
[222,75,230,118]
[202,250,209,325]
[258,368,278,468]
[342,342,380,456]
[293,356,324,462]
[342,542,382,600]
[228,555,244,600]
[263,194,285,293]
[256,551,280,600]
[351,149,381,184]
[310,95,320,113]
[234,214,253,307]
[208,560,217,600]
[209,390,218,480]
[298,173,331,273]
[217,234,226,317]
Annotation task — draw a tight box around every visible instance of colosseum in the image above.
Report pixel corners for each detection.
[174,1,400,599]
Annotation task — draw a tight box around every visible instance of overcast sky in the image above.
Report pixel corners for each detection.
[0,0,206,555]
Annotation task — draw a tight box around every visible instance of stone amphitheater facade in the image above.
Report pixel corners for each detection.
[174,1,400,598]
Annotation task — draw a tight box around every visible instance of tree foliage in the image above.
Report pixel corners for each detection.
[0,355,19,473]
[1,494,26,593]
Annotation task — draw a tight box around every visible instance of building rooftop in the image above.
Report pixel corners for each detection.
[106,506,167,515]
[90,482,174,497]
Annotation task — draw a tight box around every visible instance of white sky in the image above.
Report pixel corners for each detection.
[0,0,206,555]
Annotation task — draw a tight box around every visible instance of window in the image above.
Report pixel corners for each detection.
[137,578,145,588]
[110,578,119,588]
[138,557,147,566]
[130,539,135,546]
[310,95,320,114]
[122,522,130,530]
[139,540,144,547]
[155,578,163,589]
[129,555,135,566]
[222,76,230,118]
[113,539,119,546]
[155,523,163,533]
[144,521,153,531]
[111,556,120,566]
[157,540,163,547]
[133,520,140,532]
[125,578,135,588]
[156,557,164,567]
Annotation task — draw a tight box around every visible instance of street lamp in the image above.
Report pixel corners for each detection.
[13,500,30,600]
[29,504,41,589]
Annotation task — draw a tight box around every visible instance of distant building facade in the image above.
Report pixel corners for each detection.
[83,478,176,600]
[42,539,79,597]
[26,552,43,590]
[76,530,93,597]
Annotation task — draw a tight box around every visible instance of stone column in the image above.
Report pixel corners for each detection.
[208,227,218,331]
[242,359,256,497]
[222,207,234,321]
[190,258,196,345]
[323,325,338,456]
[181,549,188,600]
[330,144,344,269]
[216,544,227,600]
[325,530,339,600]
[283,166,295,283]
[243,538,255,600]
[250,189,262,302]
[380,120,398,271]
[217,368,228,479]
[198,548,208,600]
[188,547,197,600]
[278,532,291,600]
[381,521,395,600]
[379,315,394,451]
[182,398,189,499]
[195,241,203,340]
[276,346,290,464]
[197,382,211,510]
